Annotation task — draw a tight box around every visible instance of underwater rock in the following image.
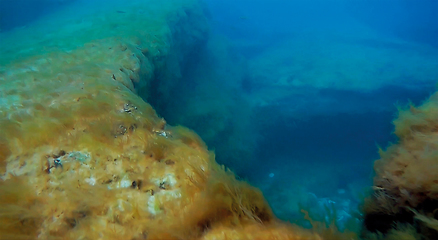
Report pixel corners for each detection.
[364,92,438,239]
[0,0,324,239]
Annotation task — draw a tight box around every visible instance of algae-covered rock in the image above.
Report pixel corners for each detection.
[364,92,438,239]
[0,0,321,239]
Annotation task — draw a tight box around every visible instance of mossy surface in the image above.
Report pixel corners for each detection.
[0,0,323,239]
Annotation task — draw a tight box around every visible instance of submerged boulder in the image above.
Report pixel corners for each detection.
[364,92,438,239]
[0,0,323,239]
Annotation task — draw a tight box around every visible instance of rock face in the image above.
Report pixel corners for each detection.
[0,1,322,239]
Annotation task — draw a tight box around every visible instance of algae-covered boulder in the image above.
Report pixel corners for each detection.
[0,0,321,239]
[364,92,438,239]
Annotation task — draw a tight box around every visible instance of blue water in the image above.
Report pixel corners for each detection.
[1,0,437,233]
[0,0,76,32]
[161,0,438,226]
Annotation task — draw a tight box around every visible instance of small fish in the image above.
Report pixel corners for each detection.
[117,10,126,14]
